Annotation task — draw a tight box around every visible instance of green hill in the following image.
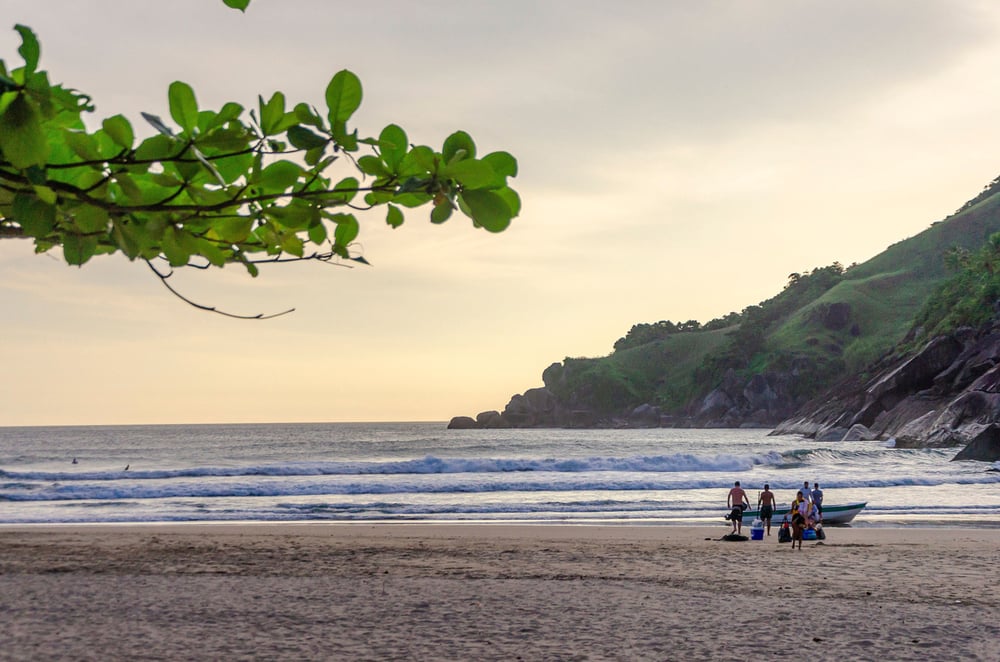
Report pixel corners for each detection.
[540,178,1000,423]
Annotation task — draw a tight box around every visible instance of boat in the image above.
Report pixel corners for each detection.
[737,502,867,525]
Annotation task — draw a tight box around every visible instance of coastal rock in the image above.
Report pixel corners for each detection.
[777,313,1000,459]
[859,335,963,424]
[841,424,874,441]
[628,404,661,428]
[815,426,849,442]
[953,425,1000,461]
[447,416,478,430]
[477,410,509,428]
[695,388,734,420]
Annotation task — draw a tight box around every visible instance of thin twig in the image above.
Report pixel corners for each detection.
[145,260,295,320]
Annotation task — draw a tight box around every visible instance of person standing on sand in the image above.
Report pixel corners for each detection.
[727,481,750,535]
[790,490,807,550]
[811,483,824,520]
[802,481,813,506]
[758,484,776,536]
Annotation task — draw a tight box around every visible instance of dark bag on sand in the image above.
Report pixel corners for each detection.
[778,525,791,543]
[722,533,748,542]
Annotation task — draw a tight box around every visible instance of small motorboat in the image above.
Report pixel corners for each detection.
[738,502,867,525]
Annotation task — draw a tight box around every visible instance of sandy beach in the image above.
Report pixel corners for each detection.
[1,524,998,661]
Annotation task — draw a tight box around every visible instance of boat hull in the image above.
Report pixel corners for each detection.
[735,502,867,525]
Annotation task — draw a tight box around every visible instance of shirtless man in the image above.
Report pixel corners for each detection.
[758,484,777,536]
[727,481,750,535]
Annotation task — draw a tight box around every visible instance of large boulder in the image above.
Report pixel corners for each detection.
[855,335,964,425]
[841,424,875,441]
[628,404,661,428]
[476,410,509,428]
[695,388,734,420]
[953,424,1000,462]
[447,416,478,430]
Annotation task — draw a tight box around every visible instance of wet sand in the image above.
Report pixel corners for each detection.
[1,524,998,661]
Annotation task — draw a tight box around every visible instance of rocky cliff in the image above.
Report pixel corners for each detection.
[772,316,1000,462]
[448,318,1000,463]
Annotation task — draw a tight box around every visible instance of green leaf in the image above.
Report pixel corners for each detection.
[400,146,436,175]
[73,205,109,233]
[222,0,251,11]
[0,94,48,168]
[111,218,141,259]
[286,125,328,150]
[495,186,522,217]
[63,130,100,161]
[334,213,360,246]
[135,134,176,161]
[258,160,302,191]
[112,172,143,203]
[267,203,317,230]
[32,185,56,205]
[430,202,452,224]
[307,221,327,245]
[280,233,304,257]
[385,204,404,229]
[102,114,134,148]
[443,130,475,163]
[458,189,512,232]
[259,91,285,136]
[325,70,362,125]
[482,151,518,178]
[325,177,359,204]
[168,82,199,133]
[304,145,327,166]
[212,217,254,243]
[14,25,40,74]
[212,151,254,184]
[196,126,250,152]
[379,124,408,171]
[443,159,497,189]
[63,233,99,266]
[12,194,55,237]
[357,155,389,178]
[160,226,192,266]
[293,102,323,128]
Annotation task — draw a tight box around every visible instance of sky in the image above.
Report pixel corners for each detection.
[2,0,1000,425]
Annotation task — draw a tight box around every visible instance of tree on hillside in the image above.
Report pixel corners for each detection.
[0,3,519,317]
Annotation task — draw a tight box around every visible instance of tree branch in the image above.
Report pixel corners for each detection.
[145,259,295,320]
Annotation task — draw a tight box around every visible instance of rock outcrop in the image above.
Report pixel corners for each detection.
[773,317,1000,461]
[448,295,1000,464]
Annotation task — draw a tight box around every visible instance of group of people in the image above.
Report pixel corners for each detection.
[726,480,824,547]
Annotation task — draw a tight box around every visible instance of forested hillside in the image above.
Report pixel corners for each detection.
[451,176,1000,429]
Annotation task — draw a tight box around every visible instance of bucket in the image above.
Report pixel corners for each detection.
[750,527,764,541]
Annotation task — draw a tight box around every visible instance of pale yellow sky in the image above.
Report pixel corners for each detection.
[3,1,1000,425]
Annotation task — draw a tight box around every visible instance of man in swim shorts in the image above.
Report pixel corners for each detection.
[727,480,750,535]
[758,483,776,536]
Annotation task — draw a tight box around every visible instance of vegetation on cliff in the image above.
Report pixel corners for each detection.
[538,177,1000,422]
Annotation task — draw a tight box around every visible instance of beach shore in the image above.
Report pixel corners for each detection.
[1,524,998,661]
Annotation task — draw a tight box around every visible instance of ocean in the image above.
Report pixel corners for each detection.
[1,423,998,527]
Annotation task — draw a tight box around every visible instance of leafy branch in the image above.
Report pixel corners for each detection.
[0,23,520,286]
